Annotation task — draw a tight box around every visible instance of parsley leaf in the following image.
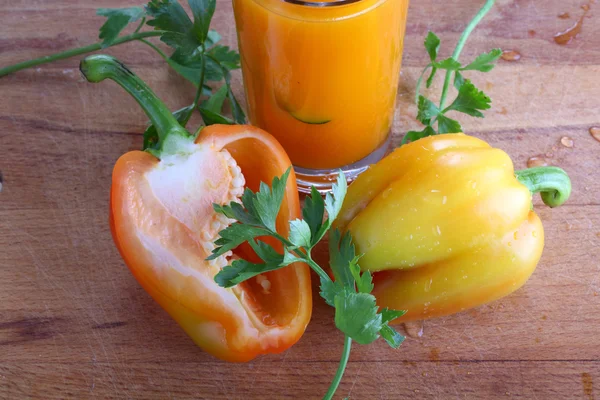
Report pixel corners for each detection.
[325,171,348,224]
[208,45,241,71]
[97,7,145,47]
[380,325,405,348]
[198,108,234,125]
[379,308,407,348]
[214,240,287,287]
[302,186,325,246]
[289,219,312,248]
[334,290,382,345]
[200,84,228,113]
[146,0,200,56]
[402,126,436,145]
[416,96,440,125]
[210,167,292,258]
[208,224,271,260]
[253,168,291,232]
[454,70,465,90]
[437,114,463,134]
[424,32,440,62]
[381,308,407,323]
[329,229,357,288]
[222,68,247,124]
[425,66,438,89]
[320,277,345,307]
[189,0,216,44]
[461,49,502,72]
[348,255,373,294]
[205,30,221,47]
[433,57,461,71]
[444,79,491,117]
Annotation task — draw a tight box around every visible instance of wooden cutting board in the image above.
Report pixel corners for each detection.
[1,0,599,398]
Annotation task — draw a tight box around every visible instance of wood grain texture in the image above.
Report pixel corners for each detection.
[1,0,599,399]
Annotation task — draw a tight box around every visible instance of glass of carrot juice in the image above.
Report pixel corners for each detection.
[232,0,410,192]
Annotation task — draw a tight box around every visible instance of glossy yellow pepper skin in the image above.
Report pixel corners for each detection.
[334,134,571,322]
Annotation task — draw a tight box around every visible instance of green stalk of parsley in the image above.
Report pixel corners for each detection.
[0,0,245,147]
[405,0,501,143]
[209,170,406,400]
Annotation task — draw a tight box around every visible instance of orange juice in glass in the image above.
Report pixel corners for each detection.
[233,0,409,191]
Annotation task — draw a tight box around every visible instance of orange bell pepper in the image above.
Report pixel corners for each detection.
[334,134,571,322]
[81,55,312,362]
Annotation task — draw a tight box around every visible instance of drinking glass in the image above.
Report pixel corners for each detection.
[233,0,410,192]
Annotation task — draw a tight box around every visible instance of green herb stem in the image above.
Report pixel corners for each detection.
[138,38,169,60]
[270,231,331,282]
[0,31,164,78]
[134,17,147,34]
[323,335,352,400]
[191,55,206,107]
[438,0,495,109]
[304,253,332,283]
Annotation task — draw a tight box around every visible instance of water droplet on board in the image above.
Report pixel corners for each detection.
[560,136,574,147]
[403,320,424,338]
[590,127,600,142]
[554,2,591,45]
[527,156,549,168]
[558,12,571,19]
[501,50,522,61]
[554,17,585,45]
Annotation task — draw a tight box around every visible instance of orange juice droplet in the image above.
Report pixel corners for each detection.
[590,127,600,142]
[501,50,522,62]
[558,12,571,19]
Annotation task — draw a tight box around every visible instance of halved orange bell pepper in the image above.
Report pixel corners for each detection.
[334,134,571,322]
[81,55,311,362]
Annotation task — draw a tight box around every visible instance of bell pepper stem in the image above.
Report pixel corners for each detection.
[515,166,572,208]
[323,335,352,400]
[79,54,190,157]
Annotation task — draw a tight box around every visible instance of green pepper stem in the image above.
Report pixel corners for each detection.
[0,31,163,78]
[515,166,572,208]
[323,335,352,400]
[79,54,190,156]
[439,0,496,109]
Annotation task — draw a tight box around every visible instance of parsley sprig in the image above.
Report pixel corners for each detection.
[0,0,245,142]
[405,0,500,143]
[209,170,406,399]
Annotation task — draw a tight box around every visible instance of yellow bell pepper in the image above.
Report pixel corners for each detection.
[334,134,571,322]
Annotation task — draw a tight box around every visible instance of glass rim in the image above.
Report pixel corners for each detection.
[282,0,362,7]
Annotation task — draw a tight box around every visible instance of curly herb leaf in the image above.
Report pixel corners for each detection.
[97,7,145,47]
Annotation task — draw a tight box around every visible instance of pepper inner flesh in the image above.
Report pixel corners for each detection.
[138,143,295,331]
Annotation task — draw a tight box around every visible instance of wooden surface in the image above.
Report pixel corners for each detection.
[1,0,600,398]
